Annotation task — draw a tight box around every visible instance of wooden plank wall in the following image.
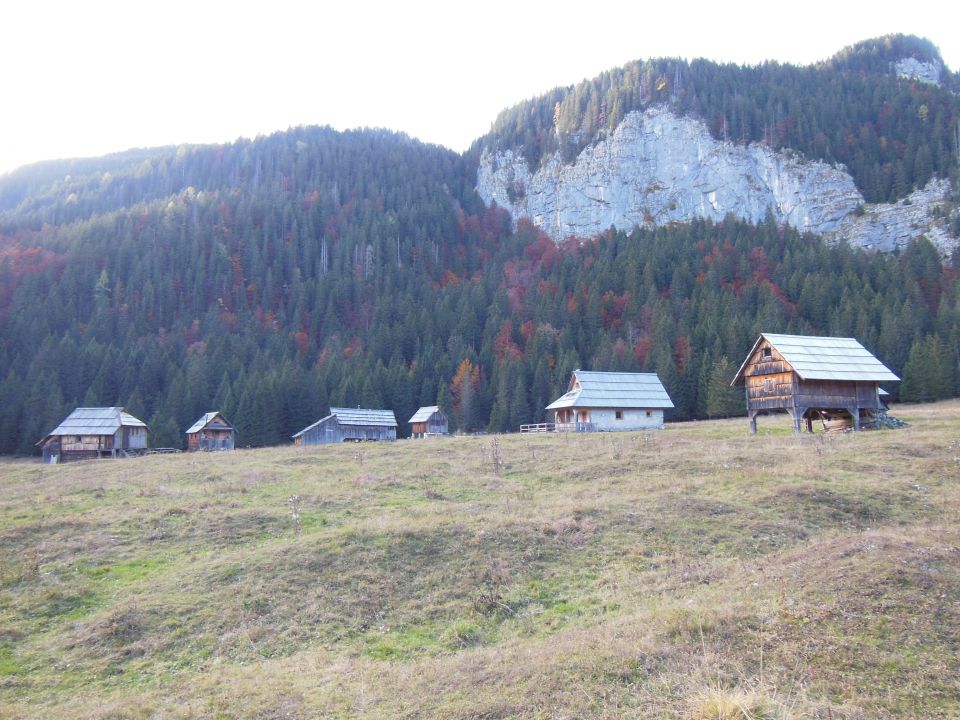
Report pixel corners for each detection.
[743,339,881,412]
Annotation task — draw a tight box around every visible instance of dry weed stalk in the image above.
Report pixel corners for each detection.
[288,494,302,536]
[490,438,504,475]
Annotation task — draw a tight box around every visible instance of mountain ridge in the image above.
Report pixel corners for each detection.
[0,34,958,454]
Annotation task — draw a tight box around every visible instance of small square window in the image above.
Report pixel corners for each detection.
[645,410,652,418]
[762,347,772,359]
[615,410,623,420]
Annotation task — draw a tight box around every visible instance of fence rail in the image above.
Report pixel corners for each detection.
[519,423,555,433]
[519,422,597,433]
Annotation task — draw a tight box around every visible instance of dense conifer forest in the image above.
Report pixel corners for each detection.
[2,35,959,454]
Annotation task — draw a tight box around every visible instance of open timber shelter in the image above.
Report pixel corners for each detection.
[732,333,900,433]
[37,407,149,463]
[292,407,398,445]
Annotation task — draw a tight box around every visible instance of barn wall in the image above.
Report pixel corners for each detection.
[61,435,109,452]
[299,417,340,445]
[743,340,797,411]
[190,430,234,450]
[126,427,148,449]
[340,423,396,441]
[427,413,448,434]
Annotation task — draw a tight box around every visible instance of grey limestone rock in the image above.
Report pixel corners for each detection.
[477,107,956,255]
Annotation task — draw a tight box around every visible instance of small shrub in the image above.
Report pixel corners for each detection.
[444,619,483,649]
[688,683,789,719]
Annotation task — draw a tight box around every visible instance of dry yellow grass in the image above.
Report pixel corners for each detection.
[1,402,958,718]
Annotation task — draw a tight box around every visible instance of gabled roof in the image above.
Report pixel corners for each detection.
[185,411,233,435]
[292,414,334,439]
[39,407,147,443]
[408,406,442,423]
[329,407,398,427]
[732,333,900,384]
[546,370,674,410]
[293,407,398,438]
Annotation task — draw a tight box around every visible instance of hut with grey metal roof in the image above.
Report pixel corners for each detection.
[408,406,448,438]
[37,407,148,463]
[292,407,398,445]
[545,370,674,431]
[731,333,900,433]
[185,411,235,451]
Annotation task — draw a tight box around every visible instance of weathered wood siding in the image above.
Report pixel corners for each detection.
[123,427,148,450]
[44,435,109,463]
[340,423,396,441]
[742,338,882,416]
[743,341,797,410]
[296,417,396,445]
[188,429,234,451]
[412,411,449,437]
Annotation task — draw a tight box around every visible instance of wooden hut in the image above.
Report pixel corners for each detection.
[185,411,236,451]
[545,370,674,431]
[292,407,397,445]
[408,406,449,438]
[37,407,148,463]
[731,333,900,433]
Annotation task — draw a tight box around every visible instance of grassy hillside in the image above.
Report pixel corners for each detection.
[2,403,958,719]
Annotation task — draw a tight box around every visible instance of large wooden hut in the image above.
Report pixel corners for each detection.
[37,407,148,463]
[545,370,674,431]
[185,411,236,451]
[731,333,900,433]
[408,406,449,438]
[292,407,398,445]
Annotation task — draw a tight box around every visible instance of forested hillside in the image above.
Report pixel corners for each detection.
[474,35,960,204]
[2,36,960,455]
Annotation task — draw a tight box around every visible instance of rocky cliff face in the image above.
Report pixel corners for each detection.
[894,57,942,85]
[477,106,956,254]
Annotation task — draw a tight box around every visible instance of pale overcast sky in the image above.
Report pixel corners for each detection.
[1,0,958,176]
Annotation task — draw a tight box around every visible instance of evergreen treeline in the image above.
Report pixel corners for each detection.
[2,36,960,455]
[474,34,960,204]
[2,127,959,454]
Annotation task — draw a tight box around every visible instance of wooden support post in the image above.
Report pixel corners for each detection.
[806,415,813,433]
[795,406,809,433]
[786,408,801,434]
[749,411,757,434]
[850,407,861,432]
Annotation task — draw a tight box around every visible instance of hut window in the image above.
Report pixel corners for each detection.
[761,347,772,359]
[615,410,623,420]
[645,410,652,418]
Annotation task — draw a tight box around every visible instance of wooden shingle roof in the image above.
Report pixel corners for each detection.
[329,408,398,426]
[38,407,147,444]
[733,333,900,384]
[546,371,674,410]
[185,412,233,435]
[408,406,441,423]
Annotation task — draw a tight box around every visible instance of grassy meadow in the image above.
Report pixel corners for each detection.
[1,402,958,719]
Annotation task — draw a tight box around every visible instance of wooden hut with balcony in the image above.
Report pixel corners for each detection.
[731,333,900,433]
[185,411,236,451]
[545,370,674,431]
[37,407,148,463]
[293,407,398,445]
[408,406,448,438]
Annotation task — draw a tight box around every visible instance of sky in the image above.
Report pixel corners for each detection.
[2,0,959,177]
